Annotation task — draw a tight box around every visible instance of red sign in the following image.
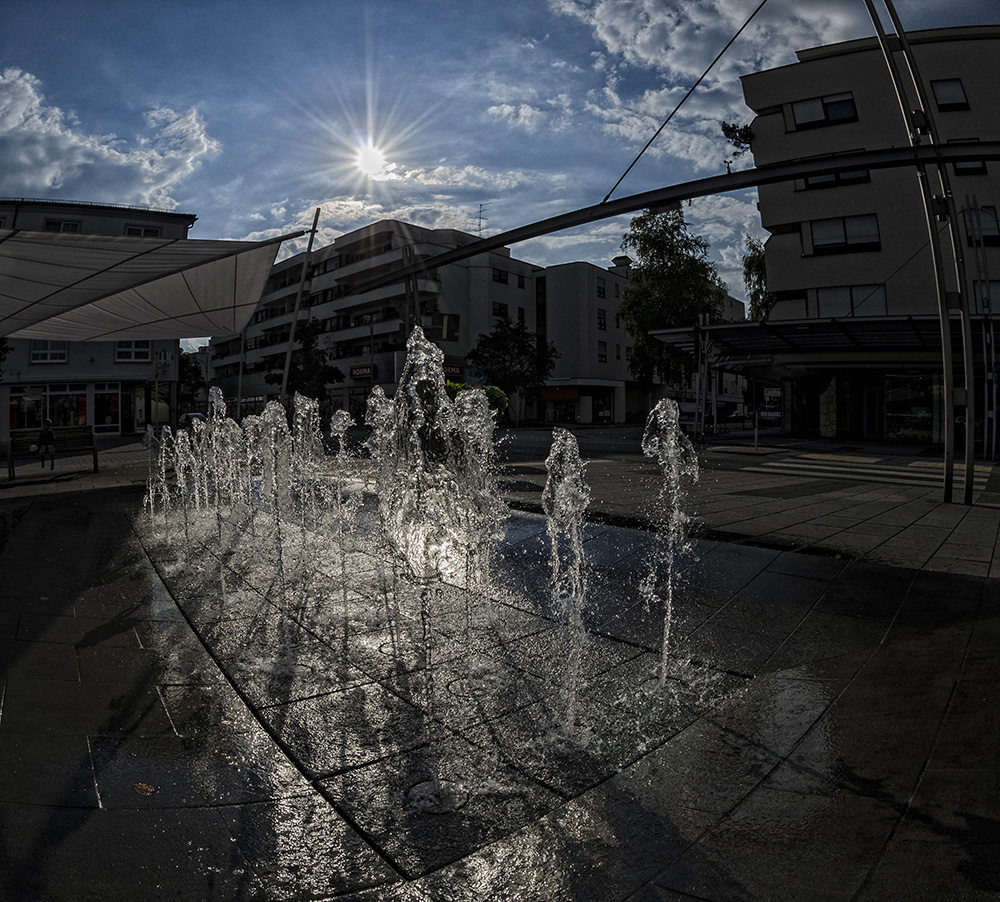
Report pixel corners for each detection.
[443,363,464,377]
[350,364,376,380]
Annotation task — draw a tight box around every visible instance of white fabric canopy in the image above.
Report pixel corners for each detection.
[0,228,301,340]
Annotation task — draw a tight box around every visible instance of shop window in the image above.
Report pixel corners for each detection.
[30,340,68,363]
[791,92,857,129]
[810,214,880,254]
[931,78,970,112]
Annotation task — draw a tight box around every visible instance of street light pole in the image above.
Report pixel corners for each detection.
[280,207,321,406]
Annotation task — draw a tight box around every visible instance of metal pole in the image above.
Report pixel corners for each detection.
[881,0,976,503]
[861,0,957,502]
[236,329,245,422]
[280,208,320,405]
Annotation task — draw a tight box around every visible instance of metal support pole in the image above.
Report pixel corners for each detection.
[881,0,976,503]
[280,207,320,405]
[862,0,965,502]
[236,329,245,422]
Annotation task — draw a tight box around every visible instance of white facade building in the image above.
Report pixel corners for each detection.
[739,25,1000,441]
[0,199,193,442]
[210,220,674,425]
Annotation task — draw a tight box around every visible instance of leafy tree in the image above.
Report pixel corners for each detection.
[742,234,775,321]
[467,316,558,423]
[617,208,726,386]
[445,381,508,418]
[178,351,206,403]
[721,120,754,157]
[265,318,345,402]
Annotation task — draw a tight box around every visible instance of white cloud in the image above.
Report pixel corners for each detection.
[0,67,219,208]
[488,101,545,131]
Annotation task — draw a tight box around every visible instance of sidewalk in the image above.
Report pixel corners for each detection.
[0,437,997,900]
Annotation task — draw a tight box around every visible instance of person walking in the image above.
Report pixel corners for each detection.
[38,419,55,469]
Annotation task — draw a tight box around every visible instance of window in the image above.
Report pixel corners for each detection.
[116,340,152,362]
[965,205,1000,247]
[517,306,525,323]
[816,285,887,317]
[616,344,621,360]
[597,308,607,331]
[625,346,633,361]
[30,340,68,363]
[125,226,162,237]
[949,138,987,175]
[615,283,620,298]
[597,341,607,363]
[517,274,525,289]
[492,301,508,318]
[810,214,880,254]
[931,78,969,112]
[43,220,81,233]
[596,277,606,299]
[804,168,870,189]
[791,92,857,129]
[492,268,509,284]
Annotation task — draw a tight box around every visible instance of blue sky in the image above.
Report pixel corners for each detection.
[2,0,998,305]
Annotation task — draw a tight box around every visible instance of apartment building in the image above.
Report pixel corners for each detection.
[209,220,656,424]
[1,199,194,441]
[738,25,1000,442]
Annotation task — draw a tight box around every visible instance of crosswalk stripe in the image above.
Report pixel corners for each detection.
[743,458,990,489]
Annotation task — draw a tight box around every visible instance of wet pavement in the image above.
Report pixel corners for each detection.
[0,434,998,900]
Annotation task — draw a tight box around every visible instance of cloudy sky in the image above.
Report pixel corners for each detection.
[2,0,998,305]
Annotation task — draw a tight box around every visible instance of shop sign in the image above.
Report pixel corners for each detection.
[443,363,464,378]
[350,364,376,380]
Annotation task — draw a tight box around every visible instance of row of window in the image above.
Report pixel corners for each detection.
[791,78,971,132]
[492,268,527,289]
[596,342,632,363]
[20,220,164,237]
[28,340,158,364]
[804,205,999,255]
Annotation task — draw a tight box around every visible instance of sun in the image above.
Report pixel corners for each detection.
[355,140,396,181]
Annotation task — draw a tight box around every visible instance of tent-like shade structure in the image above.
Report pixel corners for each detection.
[0,228,303,340]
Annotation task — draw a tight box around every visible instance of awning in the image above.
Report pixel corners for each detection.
[652,315,955,370]
[0,228,303,341]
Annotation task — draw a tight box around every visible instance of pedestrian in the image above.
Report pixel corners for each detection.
[38,419,55,470]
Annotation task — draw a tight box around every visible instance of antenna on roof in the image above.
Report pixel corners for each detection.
[477,203,491,238]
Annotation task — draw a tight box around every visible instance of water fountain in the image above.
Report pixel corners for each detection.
[137,326,734,876]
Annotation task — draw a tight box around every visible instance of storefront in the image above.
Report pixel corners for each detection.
[6,381,159,435]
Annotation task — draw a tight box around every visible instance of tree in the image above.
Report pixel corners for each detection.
[467,316,558,423]
[617,208,726,386]
[265,318,345,403]
[742,234,775,321]
[178,351,206,404]
[721,120,754,157]
[445,381,508,419]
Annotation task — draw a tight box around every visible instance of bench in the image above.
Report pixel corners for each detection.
[6,425,99,480]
